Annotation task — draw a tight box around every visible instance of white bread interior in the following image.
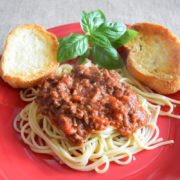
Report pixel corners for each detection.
[0,24,59,88]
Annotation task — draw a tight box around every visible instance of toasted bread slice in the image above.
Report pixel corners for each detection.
[0,24,59,88]
[125,23,180,94]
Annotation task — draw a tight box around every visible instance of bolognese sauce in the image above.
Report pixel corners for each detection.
[36,65,148,145]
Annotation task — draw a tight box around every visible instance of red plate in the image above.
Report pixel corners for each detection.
[0,23,180,180]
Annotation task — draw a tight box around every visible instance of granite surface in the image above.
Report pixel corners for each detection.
[0,0,179,52]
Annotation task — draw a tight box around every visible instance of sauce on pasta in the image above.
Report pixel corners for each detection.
[36,65,148,145]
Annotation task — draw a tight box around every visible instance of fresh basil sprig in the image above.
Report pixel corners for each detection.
[58,34,88,62]
[112,29,138,48]
[96,22,126,43]
[92,45,123,69]
[57,10,138,69]
[80,10,106,34]
[89,32,111,47]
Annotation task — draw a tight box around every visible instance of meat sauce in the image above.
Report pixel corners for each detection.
[36,65,148,145]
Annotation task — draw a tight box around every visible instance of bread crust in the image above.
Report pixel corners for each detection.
[0,24,59,88]
[126,23,180,94]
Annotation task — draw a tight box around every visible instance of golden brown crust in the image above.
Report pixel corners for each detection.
[127,59,180,94]
[126,22,180,94]
[0,24,59,88]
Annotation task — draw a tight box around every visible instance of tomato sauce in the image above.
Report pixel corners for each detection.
[36,65,148,145]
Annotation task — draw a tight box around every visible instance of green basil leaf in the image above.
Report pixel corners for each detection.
[112,29,138,48]
[97,22,126,42]
[79,49,90,64]
[58,34,88,62]
[80,10,106,34]
[92,45,123,69]
[89,32,111,47]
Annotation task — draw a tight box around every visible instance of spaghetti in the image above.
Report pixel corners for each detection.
[14,62,179,173]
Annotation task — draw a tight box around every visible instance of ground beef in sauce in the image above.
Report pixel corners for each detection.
[36,65,148,145]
